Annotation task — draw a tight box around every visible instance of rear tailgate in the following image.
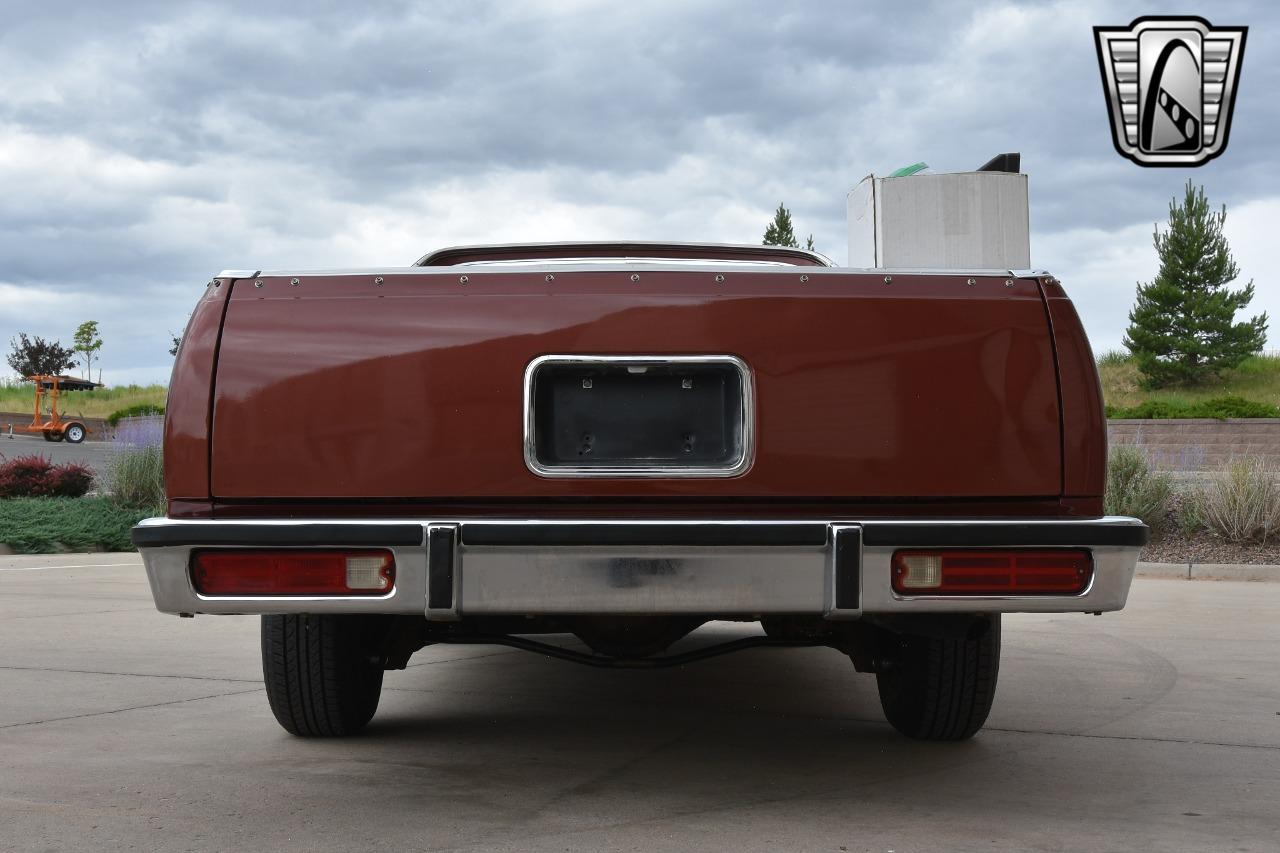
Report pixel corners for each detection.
[210,269,1061,499]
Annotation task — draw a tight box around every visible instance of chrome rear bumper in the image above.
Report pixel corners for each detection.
[132,517,1147,619]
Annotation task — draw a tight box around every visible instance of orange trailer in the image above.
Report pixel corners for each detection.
[18,375,89,444]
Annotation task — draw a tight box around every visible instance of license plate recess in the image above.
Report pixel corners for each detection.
[524,356,752,477]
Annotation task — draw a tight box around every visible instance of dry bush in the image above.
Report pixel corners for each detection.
[1202,457,1280,544]
[1105,445,1173,534]
[1173,488,1208,538]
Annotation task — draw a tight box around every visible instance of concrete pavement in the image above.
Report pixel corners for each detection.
[0,555,1277,852]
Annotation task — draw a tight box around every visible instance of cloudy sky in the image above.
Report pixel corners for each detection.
[1,0,1276,385]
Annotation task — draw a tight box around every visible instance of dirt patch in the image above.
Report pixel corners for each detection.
[1142,535,1280,565]
[1140,488,1280,564]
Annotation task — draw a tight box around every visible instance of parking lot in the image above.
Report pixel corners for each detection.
[1,555,1277,852]
[0,432,115,479]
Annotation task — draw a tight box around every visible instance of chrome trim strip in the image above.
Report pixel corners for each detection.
[243,265,1044,279]
[461,520,826,547]
[522,355,756,479]
[860,518,1148,548]
[414,241,834,268]
[215,269,260,279]
[131,522,425,549]
[448,258,802,268]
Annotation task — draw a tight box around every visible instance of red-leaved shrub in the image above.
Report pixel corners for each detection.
[47,462,95,498]
[0,455,95,498]
[0,455,54,497]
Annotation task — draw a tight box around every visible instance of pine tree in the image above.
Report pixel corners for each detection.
[1123,181,1266,387]
[762,203,799,248]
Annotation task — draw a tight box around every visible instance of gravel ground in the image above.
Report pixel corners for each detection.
[1141,534,1280,565]
[1140,488,1280,565]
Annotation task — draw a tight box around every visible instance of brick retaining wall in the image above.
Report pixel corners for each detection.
[1109,418,1280,471]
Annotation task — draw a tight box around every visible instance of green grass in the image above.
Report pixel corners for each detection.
[4,356,1275,420]
[1106,395,1280,420]
[0,383,167,419]
[105,402,165,426]
[0,497,153,553]
[1099,353,1280,413]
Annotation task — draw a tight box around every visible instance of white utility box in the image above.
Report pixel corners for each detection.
[847,170,1030,269]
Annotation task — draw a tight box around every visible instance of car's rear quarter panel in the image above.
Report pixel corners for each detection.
[164,278,232,505]
[206,270,1063,500]
[1040,277,1107,500]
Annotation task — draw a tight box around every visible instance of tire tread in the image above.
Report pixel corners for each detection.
[261,614,383,737]
[876,617,1000,741]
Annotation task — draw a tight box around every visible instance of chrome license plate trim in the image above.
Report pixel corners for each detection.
[522,354,755,478]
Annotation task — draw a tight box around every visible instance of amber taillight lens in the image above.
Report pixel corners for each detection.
[891,550,1092,595]
[191,550,395,596]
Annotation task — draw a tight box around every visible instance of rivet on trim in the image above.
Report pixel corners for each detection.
[1004,278,1014,288]
[545,274,555,283]
[253,280,262,289]
[290,277,301,286]
[375,276,385,286]
[800,274,809,283]
[714,274,725,283]
[966,278,976,286]
[883,275,893,284]
[630,273,640,282]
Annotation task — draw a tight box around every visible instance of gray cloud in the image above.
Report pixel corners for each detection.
[2,0,1277,383]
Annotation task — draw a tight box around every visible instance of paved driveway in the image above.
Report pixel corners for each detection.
[0,555,1277,852]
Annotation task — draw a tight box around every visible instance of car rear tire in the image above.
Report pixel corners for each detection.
[63,423,86,443]
[875,616,1000,741]
[261,614,385,737]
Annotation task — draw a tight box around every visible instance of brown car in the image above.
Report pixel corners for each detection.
[134,242,1146,741]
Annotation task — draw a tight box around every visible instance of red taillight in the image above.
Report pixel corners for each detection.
[891,550,1092,595]
[191,550,395,596]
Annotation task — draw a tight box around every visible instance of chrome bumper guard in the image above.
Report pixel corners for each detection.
[132,517,1147,618]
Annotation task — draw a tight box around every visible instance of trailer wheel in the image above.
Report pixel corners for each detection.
[875,615,1000,741]
[261,614,385,737]
[41,430,57,442]
[63,423,86,444]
